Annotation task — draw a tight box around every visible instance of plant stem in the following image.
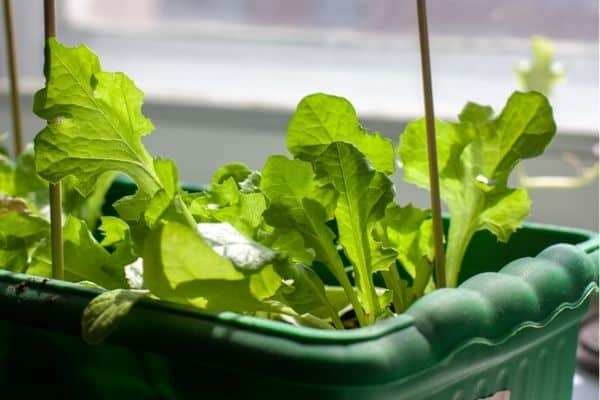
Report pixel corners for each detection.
[445,216,476,288]
[174,195,197,229]
[335,266,367,327]
[355,265,378,325]
[416,0,446,288]
[412,266,432,300]
[381,267,404,313]
[325,250,367,326]
[326,302,344,329]
[44,0,64,280]
[3,0,24,156]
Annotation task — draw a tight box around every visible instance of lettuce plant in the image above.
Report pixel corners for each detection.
[0,38,556,341]
[399,94,556,286]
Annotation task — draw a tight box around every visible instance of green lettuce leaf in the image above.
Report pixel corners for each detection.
[33,38,160,196]
[62,172,116,228]
[13,146,49,210]
[268,228,315,266]
[315,142,396,322]
[99,216,130,247]
[380,204,433,310]
[63,217,129,289]
[0,140,114,228]
[260,155,367,325]
[211,162,254,190]
[82,288,149,344]
[113,190,152,222]
[190,162,265,237]
[287,93,395,174]
[210,193,267,237]
[399,91,556,286]
[98,216,138,268]
[110,158,195,254]
[0,145,49,213]
[0,202,49,273]
[143,221,282,312]
[191,188,267,238]
[274,262,343,328]
[0,210,49,250]
[0,248,29,273]
[0,159,13,196]
[144,158,183,228]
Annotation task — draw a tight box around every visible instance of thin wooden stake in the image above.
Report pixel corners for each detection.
[416,0,446,288]
[3,0,24,156]
[44,0,64,280]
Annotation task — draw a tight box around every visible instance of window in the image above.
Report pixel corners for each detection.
[8,1,600,133]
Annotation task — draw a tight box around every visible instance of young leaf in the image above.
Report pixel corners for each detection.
[192,189,267,238]
[0,211,49,250]
[275,262,343,328]
[33,38,160,196]
[62,172,116,228]
[99,216,131,247]
[268,228,315,266]
[315,142,396,322]
[143,221,279,312]
[260,155,367,325]
[211,162,253,189]
[113,190,152,222]
[23,241,52,277]
[0,206,50,274]
[287,93,395,174]
[210,192,267,237]
[13,146,49,209]
[82,289,149,344]
[0,156,13,195]
[399,91,556,286]
[189,162,265,236]
[380,204,434,308]
[63,217,129,289]
[144,158,181,227]
[1,142,111,226]
[98,216,138,269]
[0,145,48,213]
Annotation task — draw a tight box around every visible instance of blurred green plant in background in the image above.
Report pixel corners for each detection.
[515,35,566,96]
[515,36,598,190]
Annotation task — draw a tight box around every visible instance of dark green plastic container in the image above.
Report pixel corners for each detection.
[0,180,597,399]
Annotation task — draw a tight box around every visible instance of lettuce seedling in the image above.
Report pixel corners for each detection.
[399,92,556,286]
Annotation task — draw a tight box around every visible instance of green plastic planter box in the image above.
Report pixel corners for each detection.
[0,180,597,399]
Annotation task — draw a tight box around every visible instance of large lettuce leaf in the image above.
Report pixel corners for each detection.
[315,142,397,322]
[287,93,395,175]
[33,39,159,196]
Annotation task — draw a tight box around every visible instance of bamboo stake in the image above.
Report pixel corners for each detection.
[3,0,24,156]
[415,0,446,288]
[44,0,64,280]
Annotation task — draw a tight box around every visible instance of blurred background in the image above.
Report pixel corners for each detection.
[0,0,598,231]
